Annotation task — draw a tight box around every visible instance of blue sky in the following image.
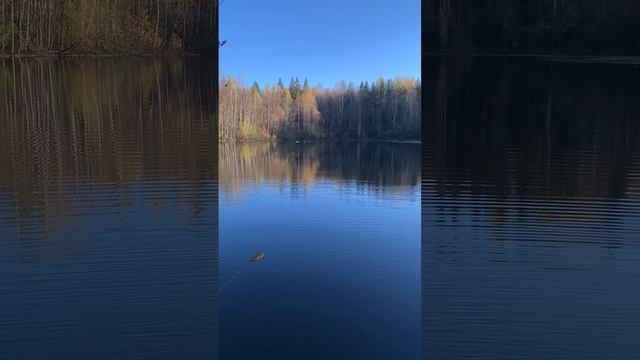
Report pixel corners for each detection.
[219,0,420,88]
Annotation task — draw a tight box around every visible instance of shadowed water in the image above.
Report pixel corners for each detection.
[219,141,421,359]
[423,55,640,359]
[0,58,218,359]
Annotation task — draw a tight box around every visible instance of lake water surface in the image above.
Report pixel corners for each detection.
[423,55,640,359]
[219,141,421,359]
[0,58,422,359]
[3,55,638,359]
[0,58,218,359]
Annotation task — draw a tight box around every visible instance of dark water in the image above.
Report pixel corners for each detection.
[219,142,421,359]
[5,55,637,360]
[0,58,218,359]
[423,55,640,359]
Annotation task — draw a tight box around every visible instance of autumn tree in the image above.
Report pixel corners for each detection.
[426,0,640,54]
[0,0,216,55]
[219,75,421,141]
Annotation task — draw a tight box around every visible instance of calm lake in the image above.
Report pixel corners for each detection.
[3,55,639,359]
[0,58,422,359]
[0,58,219,359]
[219,141,421,359]
[423,55,640,359]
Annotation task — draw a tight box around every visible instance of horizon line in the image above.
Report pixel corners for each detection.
[219,73,422,89]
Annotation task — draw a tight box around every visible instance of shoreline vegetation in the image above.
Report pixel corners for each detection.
[0,0,216,56]
[0,50,214,59]
[426,1,640,55]
[218,139,422,143]
[219,76,421,141]
[427,52,640,59]
[426,53,640,66]
[0,53,211,58]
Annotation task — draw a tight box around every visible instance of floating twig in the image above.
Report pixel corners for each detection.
[217,253,265,294]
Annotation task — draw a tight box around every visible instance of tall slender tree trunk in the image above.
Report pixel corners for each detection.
[156,0,161,47]
[392,92,397,130]
[25,0,31,52]
[85,0,99,46]
[47,0,53,50]
[11,0,15,54]
[1,0,5,53]
[552,0,557,53]
[183,0,188,45]
[18,0,24,54]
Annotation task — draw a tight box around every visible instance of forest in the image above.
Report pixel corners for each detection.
[0,0,216,55]
[426,0,640,54]
[219,76,421,141]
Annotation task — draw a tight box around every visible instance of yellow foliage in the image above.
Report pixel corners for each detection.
[238,121,271,140]
[170,34,184,50]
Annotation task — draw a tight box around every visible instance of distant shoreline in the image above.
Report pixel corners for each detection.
[219,139,421,144]
[0,52,213,59]
[426,53,640,64]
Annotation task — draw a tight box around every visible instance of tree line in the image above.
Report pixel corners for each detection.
[219,76,421,141]
[0,0,216,55]
[426,0,640,54]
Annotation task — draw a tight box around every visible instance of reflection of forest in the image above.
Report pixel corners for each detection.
[424,56,640,234]
[0,58,217,229]
[220,142,420,198]
[425,56,640,199]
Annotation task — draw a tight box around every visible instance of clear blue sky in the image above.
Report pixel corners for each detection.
[220,0,420,88]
